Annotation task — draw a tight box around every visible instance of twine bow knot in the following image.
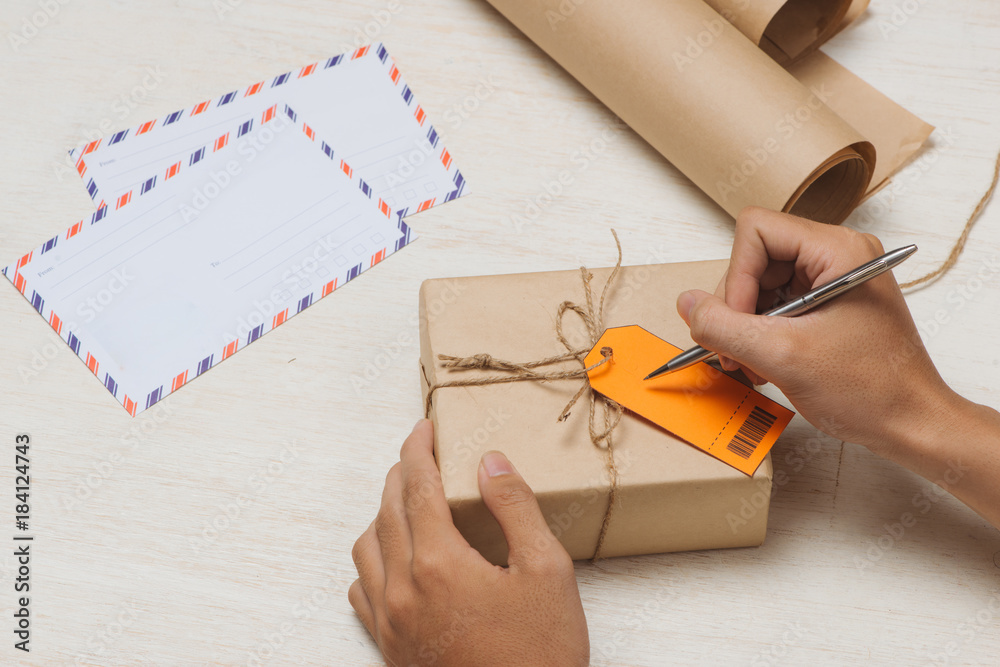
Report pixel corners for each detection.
[423,230,627,560]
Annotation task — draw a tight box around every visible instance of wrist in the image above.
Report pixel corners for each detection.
[882,382,988,482]
[889,390,1000,528]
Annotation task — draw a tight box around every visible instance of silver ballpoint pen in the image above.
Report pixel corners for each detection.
[643,244,918,380]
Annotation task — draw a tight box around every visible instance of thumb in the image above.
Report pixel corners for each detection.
[477,451,564,570]
[677,289,784,376]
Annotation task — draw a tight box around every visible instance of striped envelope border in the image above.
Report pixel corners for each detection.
[69,43,466,223]
[4,102,428,416]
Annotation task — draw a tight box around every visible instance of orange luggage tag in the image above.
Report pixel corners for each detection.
[586,325,794,475]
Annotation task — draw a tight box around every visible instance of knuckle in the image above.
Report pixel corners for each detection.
[838,227,883,260]
[537,546,574,577]
[383,586,416,623]
[411,551,446,581]
[737,205,766,227]
[347,580,364,609]
[688,299,719,345]
[491,479,534,511]
[351,536,367,568]
[519,542,574,581]
[861,232,885,256]
[401,471,437,509]
[373,510,393,539]
[833,223,862,240]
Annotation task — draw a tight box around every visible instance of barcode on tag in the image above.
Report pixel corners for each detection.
[585,326,795,475]
[727,406,777,459]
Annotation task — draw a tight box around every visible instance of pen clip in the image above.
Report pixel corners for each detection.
[801,259,885,306]
[845,259,886,285]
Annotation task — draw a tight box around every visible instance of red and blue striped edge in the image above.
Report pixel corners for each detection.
[68,42,466,223]
[3,101,426,417]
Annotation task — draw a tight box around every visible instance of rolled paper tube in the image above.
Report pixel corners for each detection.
[486,0,875,223]
[787,50,930,195]
[703,0,852,64]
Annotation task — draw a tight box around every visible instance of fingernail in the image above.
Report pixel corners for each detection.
[677,291,696,321]
[481,451,514,477]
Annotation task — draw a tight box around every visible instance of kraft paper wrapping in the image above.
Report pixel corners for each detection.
[703,0,869,63]
[419,260,773,564]
[788,51,932,195]
[486,0,931,225]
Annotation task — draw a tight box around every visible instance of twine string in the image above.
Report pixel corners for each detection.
[424,231,625,561]
[899,149,1000,290]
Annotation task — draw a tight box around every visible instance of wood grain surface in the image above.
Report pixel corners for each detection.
[0,0,998,664]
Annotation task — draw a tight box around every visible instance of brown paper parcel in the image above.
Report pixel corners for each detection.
[419,260,773,564]
[484,0,932,224]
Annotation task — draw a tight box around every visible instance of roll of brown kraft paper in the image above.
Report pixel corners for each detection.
[703,0,862,64]
[485,0,932,224]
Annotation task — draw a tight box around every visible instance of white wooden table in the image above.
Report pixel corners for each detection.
[1,1,998,664]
